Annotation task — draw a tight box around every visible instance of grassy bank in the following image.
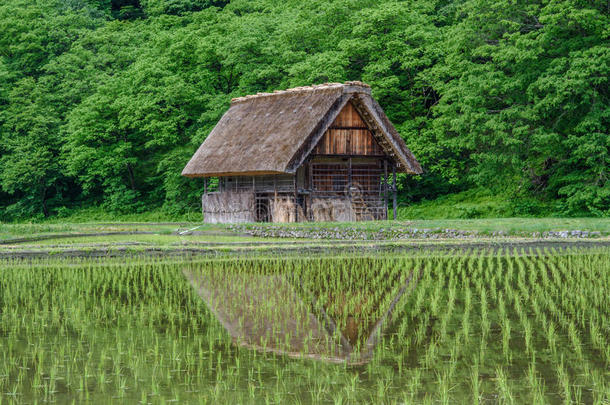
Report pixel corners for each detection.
[2,217,610,243]
[397,189,558,219]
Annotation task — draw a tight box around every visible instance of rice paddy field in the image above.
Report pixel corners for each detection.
[1,247,609,404]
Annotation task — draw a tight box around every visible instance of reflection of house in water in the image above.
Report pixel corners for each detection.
[183,268,416,364]
[182,82,422,223]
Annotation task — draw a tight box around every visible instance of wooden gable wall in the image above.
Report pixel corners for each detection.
[313,102,384,156]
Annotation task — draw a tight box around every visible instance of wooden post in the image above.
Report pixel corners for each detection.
[392,164,397,220]
[347,129,352,155]
[308,163,314,221]
[348,157,353,221]
[303,164,308,220]
[204,178,207,195]
[348,158,353,193]
[383,159,388,220]
[271,175,277,223]
[293,174,298,222]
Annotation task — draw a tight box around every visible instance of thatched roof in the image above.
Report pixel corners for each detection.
[182,81,422,177]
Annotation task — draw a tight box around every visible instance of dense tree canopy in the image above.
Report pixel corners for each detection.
[0,0,608,219]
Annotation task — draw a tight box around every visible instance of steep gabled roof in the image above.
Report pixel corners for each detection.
[182,81,422,177]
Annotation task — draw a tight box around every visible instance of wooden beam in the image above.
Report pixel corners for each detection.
[308,163,313,191]
[308,163,314,221]
[303,164,308,220]
[384,159,388,220]
[346,128,352,155]
[293,174,298,222]
[329,126,369,130]
[392,164,397,220]
[348,157,353,221]
[348,157,353,193]
[310,153,386,158]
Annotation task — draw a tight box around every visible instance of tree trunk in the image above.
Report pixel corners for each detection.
[41,187,49,217]
[126,163,137,191]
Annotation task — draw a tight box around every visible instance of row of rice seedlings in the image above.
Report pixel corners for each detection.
[202,258,332,355]
[1,248,608,403]
[394,248,607,403]
[525,253,608,367]
[515,251,609,404]
[547,254,609,364]
[404,255,471,402]
[296,257,412,352]
[0,256,258,403]
[188,255,438,357]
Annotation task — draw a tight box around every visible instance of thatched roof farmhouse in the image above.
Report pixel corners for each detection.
[183,81,422,223]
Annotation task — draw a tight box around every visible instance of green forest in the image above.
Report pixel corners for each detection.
[0,0,608,221]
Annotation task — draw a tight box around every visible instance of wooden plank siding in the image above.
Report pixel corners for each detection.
[332,101,367,127]
[313,102,384,156]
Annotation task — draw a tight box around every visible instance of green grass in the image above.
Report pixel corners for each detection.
[3,217,610,244]
[0,222,198,241]
[237,218,610,235]
[397,188,556,219]
[11,233,304,246]
[6,206,202,224]
[399,188,516,219]
[405,218,610,233]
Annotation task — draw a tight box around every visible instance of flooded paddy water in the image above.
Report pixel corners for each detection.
[0,248,608,403]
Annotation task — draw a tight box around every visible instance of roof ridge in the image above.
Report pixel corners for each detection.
[230,81,370,104]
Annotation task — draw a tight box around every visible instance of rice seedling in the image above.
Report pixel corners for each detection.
[556,355,571,404]
[470,361,480,405]
[495,367,514,404]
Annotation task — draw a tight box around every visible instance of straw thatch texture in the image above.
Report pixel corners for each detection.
[183,85,347,177]
[202,191,255,223]
[271,197,305,223]
[182,81,422,178]
[310,197,354,222]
